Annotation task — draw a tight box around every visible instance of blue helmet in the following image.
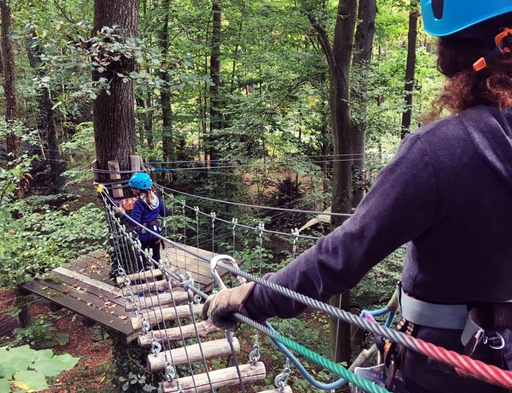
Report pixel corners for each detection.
[129,172,152,190]
[421,1,512,37]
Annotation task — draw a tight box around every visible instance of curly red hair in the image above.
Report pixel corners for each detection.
[424,15,512,122]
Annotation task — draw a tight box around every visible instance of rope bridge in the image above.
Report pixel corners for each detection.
[95,183,512,393]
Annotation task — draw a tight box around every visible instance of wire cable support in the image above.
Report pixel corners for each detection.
[215,260,512,390]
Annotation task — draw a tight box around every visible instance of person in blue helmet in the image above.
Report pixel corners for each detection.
[126,172,168,270]
[203,2,512,393]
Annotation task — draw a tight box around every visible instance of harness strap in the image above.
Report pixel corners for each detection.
[462,304,512,348]
[400,288,468,330]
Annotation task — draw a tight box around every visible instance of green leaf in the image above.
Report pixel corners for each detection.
[0,378,11,392]
[13,370,48,391]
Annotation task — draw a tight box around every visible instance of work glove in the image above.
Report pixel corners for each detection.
[202,282,256,330]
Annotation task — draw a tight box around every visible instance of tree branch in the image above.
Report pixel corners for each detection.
[305,8,335,70]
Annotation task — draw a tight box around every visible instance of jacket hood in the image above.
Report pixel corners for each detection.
[462,105,512,193]
[140,194,160,210]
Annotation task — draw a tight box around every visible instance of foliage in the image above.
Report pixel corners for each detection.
[111,338,158,393]
[12,314,69,349]
[0,345,79,393]
[0,198,107,288]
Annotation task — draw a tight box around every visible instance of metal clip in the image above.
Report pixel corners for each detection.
[249,343,260,363]
[151,340,162,356]
[165,362,176,381]
[483,332,505,350]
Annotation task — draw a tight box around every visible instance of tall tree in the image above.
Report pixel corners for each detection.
[26,29,64,191]
[351,0,376,207]
[0,0,19,160]
[208,1,222,168]
[306,0,358,364]
[92,0,139,177]
[159,0,175,162]
[400,0,419,139]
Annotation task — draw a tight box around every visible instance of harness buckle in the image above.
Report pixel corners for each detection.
[483,332,505,350]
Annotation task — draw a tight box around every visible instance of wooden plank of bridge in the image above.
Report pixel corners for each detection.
[125,288,188,311]
[159,362,266,393]
[131,304,203,330]
[138,320,222,347]
[148,337,240,371]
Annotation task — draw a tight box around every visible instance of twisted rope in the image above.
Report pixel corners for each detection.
[218,261,512,390]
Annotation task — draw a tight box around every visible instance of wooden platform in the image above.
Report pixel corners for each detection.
[18,250,139,342]
[17,243,231,344]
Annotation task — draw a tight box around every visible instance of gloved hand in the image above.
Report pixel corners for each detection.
[202,282,256,330]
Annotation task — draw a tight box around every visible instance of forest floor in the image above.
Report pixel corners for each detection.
[0,288,116,393]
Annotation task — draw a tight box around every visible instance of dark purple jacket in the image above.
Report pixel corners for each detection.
[244,105,512,393]
[129,194,168,242]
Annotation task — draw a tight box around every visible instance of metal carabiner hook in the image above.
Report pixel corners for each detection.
[210,255,236,290]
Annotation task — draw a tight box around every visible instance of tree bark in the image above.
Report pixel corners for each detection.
[26,30,63,191]
[306,0,358,364]
[92,0,139,176]
[209,1,222,168]
[159,0,175,162]
[401,0,419,139]
[0,0,20,159]
[351,0,376,208]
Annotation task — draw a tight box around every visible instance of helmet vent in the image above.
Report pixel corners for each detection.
[432,0,444,19]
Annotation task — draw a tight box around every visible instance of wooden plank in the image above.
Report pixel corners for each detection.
[64,251,112,283]
[138,321,222,347]
[116,267,182,287]
[159,362,266,393]
[53,267,121,295]
[122,279,180,296]
[125,288,188,311]
[131,304,203,330]
[108,160,123,198]
[36,273,126,312]
[19,280,133,337]
[148,337,240,371]
[91,160,99,182]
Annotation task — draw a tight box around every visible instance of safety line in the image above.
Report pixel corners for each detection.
[217,261,512,390]
[237,314,391,393]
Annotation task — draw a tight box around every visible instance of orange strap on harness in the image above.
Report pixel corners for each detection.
[473,27,512,71]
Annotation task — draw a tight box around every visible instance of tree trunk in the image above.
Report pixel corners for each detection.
[26,31,63,191]
[400,0,419,139]
[0,0,19,159]
[136,95,154,149]
[307,0,358,364]
[209,1,222,168]
[351,0,376,208]
[159,0,175,162]
[92,0,139,177]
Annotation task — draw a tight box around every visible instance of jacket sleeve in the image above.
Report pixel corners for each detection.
[128,201,143,230]
[243,133,439,321]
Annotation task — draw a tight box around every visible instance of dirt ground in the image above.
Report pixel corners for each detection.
[0,288,115,393]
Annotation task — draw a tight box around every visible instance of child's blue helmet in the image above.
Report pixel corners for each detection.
[421,1,512,36]
[129,172,152,190]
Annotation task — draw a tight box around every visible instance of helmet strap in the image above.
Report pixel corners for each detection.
[473,27,512,71]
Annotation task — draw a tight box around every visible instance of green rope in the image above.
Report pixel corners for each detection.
[238,314,391,393]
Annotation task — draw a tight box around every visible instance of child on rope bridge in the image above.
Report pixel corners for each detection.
[203,2,512,393]
[118,172,168,271]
